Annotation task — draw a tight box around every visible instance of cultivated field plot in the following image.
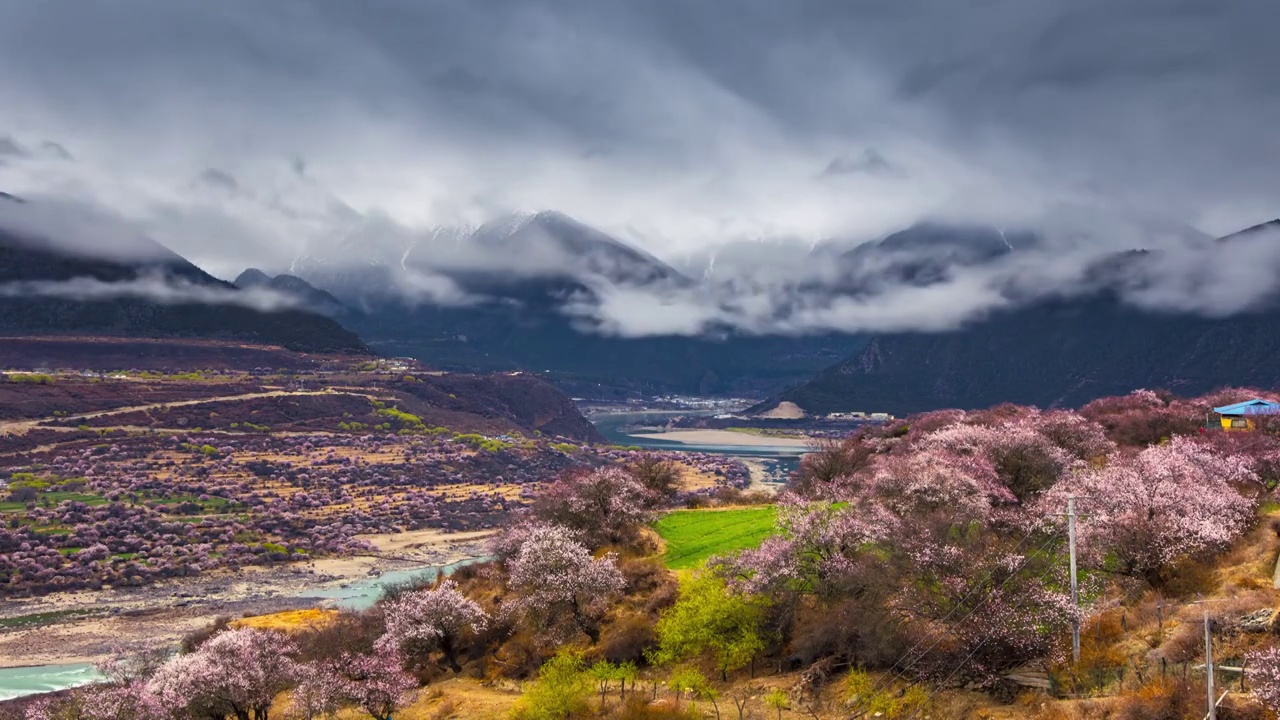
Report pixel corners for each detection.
[653,506,776,569]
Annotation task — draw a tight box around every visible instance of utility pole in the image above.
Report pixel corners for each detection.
[1068,496,1080,664]
[1205,607,1216,720]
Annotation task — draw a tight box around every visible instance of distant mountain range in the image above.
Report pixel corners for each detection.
[283,211,866,397]
[767,219,1280,415]
[0,194,369,354]
[14,186,1280,409]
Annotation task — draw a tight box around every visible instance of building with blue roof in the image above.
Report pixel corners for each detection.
[1212,398,1280,431]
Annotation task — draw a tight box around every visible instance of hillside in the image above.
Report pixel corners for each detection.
[15,389,1280,719]
[0,211,369,354]
[771,223,1280,416]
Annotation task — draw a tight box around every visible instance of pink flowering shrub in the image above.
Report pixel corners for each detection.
[1047,436,1257,583]
[60,683,165,720]
[323,652,418,720]
[379,579,488,671]
[1080,389,1203,446]
[531,466,658,549]
[865,449,1011,518]
[146,627,299,720]
[713,495,889,596]
[919,420,1077,502]
[506,523,626,643]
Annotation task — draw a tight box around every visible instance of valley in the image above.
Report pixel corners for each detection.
[13,378,1280,719]
[0,342,761,701]
[9,4,1280,716]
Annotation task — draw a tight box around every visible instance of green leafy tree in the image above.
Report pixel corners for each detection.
[588,660,617,710]
[512,652,593,720]
[668,666,700,709]
[649,573,768,681]
[615,661,638,702]
[763,689,789,720]
[670,666,719,716]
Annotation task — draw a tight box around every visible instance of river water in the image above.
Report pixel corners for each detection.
[0,558,490,702]
[0,664,101,702]
[2,411,804,702]
[296,557,488,611]
[590,410,806,479]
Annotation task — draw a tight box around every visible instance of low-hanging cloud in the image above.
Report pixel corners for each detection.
[563,221,1280,337]
[0,273,306,313]
[1,1,1280,336]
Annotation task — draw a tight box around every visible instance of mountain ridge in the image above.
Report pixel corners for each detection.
[0,201,371,354]
[284,211,866,397]
[234,268,350,317]
[767,220,1280,415]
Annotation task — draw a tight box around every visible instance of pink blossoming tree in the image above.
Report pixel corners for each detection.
[325,652,418,720]
[1048,436,1256,583]
[531,466,657,549]
[379,579,488,671]
[146,627,299,720]
[507,523,626,643]
[1248,645,1280,712]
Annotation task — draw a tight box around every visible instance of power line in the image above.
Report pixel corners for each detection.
[845,524,1049,713]
[848,528,1063,717]
[903,549,1073,719]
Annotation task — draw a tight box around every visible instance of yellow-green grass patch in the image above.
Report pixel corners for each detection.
[653,506,777,569]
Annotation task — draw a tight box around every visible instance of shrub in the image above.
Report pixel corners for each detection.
[597,612,658,665]
[6,486,38,503]
[296,611,385,662]
[511,652,594,720]
[1111,678,1201,720]
[629,455,681,499]
[9,373,55,384]
[844,668,931,719]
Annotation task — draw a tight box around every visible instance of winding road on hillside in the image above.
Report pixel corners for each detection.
[0,388,386,440]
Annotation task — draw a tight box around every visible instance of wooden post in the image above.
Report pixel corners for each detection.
[1068,497,1081,665]
[1205,608,1216,720]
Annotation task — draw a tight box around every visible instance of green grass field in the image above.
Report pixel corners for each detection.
[653,506,777,569]
[0,492,107,513]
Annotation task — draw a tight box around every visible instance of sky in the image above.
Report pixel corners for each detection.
[2,0,1280,336]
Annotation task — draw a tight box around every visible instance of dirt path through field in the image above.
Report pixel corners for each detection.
[0,388,383,437]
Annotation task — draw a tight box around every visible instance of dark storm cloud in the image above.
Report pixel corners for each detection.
[0,0,1278,334]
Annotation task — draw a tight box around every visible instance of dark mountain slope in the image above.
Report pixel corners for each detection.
[772,221,1280,415]
[0,222,369,354]
[392,371,605,442]
[234,268,350,317]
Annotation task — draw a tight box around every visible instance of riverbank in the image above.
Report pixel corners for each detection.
[628,428,812,448]
[0,528,494,669]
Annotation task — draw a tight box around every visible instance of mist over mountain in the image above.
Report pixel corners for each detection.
[770,219,1280,415]
[233,268,350,318]
[0,197,369,354]
[283,211,863,396]
[5,1,1280,397]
